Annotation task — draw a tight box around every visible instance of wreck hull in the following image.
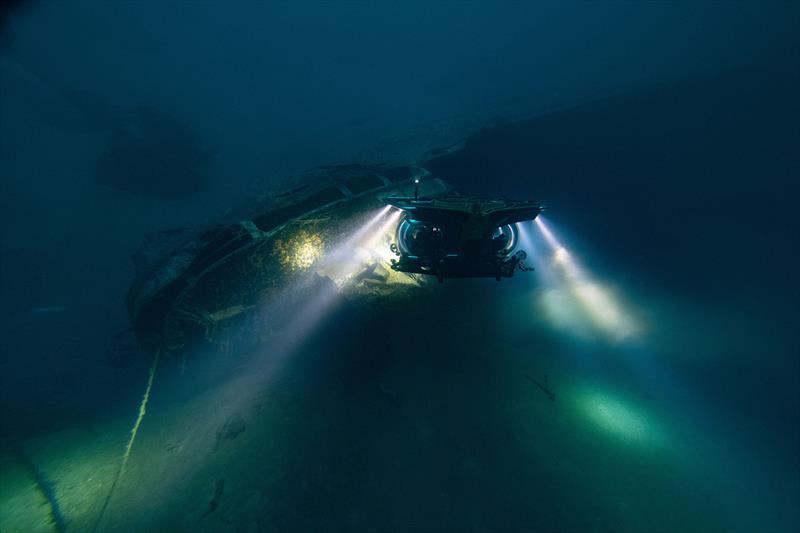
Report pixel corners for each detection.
[127,163,449,354]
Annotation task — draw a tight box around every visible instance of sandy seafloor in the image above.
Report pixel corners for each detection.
[1,267,797,532]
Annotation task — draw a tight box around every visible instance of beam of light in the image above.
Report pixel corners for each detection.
[358,209,402,260]
[516,221,534,256]
[217,207,403,411]
[531,217,640,342]
[69,204,412,532]
[321,205,392,265]
[84,274,345,531]
[74,207,405,530]
[337,205,392,252]
[313,205,393,278]
[517,221,555,283]
[144,207,406,493]
[530,217,789,527]
[24,207,400,532]
[525,222,791,529]
[319,207,402,287]
[534,215,559,249]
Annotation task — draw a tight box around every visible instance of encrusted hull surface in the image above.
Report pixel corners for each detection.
[127,163,451,355]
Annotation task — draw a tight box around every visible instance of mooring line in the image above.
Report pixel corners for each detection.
[91,349,160,533]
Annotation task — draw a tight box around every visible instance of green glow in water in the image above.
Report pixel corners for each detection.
[577,389,666,447]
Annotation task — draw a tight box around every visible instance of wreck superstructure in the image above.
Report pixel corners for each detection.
[127,163,450,356]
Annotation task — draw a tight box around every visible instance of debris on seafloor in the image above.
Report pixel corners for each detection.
[202,479,225,518]
[526,374,556,402]
[214,413,247,452]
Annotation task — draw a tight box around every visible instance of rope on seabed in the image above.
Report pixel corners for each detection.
[91,349,160,533]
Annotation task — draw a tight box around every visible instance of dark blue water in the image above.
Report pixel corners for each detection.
[1,2,798,532]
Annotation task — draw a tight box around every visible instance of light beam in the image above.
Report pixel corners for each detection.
[532,216,639,341]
